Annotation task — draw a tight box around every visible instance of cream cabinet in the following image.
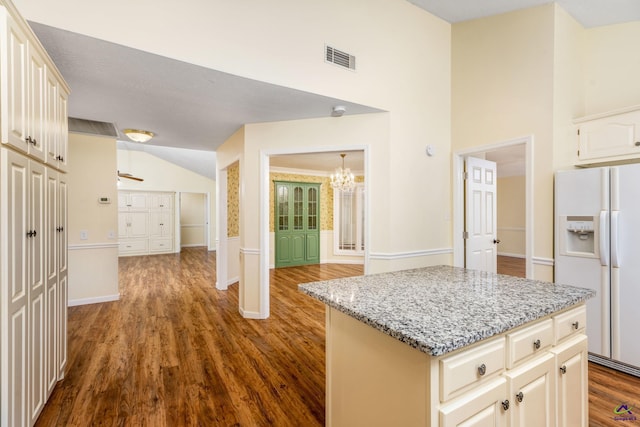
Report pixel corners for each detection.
[575,106,640,166]
[0,1,69,425]
[326,303,588,427]
[0,7,69,171]
[118,191,175,256]
[551,335,588,427]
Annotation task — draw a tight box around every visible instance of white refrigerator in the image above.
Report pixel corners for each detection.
[555,164,640,376]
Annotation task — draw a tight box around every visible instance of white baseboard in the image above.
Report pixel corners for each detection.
[68,293,120,307]
[498,252,526,259]
[239,307,268,319]
[227,276,239,286]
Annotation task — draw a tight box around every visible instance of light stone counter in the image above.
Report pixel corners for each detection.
[299,265,594,356]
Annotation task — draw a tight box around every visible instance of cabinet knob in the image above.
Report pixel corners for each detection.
[516,392,524,403]
[502,400,510,411]
[572,321,579,330]
[493,239,501,244]
[533,339,541,350]
[635,141,640,147]
[560,365,567,374]
[477,363,487,376]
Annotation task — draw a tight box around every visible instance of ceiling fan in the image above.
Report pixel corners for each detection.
[117,170,144,182]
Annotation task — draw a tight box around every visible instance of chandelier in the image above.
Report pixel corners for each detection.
[330,153,355,192]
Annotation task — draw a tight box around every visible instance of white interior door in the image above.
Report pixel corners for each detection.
[465,157,498,273]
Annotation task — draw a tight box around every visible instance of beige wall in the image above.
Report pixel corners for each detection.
[584,21,640,115]
[453,4,556,280]
[180,192,207,247]
[117,149,216,250]
[67,133,119,305]
[497,176,526,257]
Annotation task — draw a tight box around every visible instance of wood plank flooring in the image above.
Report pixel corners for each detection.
[36,248,639,426]
[497,255,526,278]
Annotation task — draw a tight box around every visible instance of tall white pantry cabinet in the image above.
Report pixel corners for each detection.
[0,0,70,426]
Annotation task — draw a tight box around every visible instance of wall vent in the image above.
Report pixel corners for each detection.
[68,117,118,137]
[325,45,356,71]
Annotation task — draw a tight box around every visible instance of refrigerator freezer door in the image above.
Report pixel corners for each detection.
[555,167,610,357]
[611,165,640,368]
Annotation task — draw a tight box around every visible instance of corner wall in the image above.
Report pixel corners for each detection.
[67,133,119,305]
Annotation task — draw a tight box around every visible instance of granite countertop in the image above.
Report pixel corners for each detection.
[298,265,595,357]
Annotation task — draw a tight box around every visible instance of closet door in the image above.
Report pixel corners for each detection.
[28,160,46,424]
[57,173,68,379]
[44,169,58,398]
[1,148,29,427]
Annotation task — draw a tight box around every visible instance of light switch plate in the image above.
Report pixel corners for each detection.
[80,230,88,240]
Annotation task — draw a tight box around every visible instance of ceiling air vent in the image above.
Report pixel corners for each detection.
[68,117,118,137]
[325,45,356,71]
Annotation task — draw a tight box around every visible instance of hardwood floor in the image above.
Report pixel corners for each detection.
[589,362,640,426]
[497,255,526,277]
[36,248,638,426]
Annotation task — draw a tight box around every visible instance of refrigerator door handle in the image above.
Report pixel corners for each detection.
[611,210,620,268]
[599,210,609,266]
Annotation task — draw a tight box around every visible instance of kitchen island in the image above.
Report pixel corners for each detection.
[299,265,595,427]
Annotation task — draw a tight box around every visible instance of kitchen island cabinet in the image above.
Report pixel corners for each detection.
[299,265,594,427]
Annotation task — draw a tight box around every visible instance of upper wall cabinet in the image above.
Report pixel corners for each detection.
[574,106,640,166]
[0,6,70,171]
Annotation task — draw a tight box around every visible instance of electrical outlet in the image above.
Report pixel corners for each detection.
[80,230,88,240]
[107,230,116,239]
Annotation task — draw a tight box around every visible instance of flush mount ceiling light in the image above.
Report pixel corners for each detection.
[123,128,154,143]
[332,105,346,117]
[330,153,355,193]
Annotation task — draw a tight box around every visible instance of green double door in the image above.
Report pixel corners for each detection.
[274,181,320,268]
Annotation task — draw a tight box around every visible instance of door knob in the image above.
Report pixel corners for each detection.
[493,239,501,244]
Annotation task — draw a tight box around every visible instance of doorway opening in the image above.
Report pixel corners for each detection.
[453,136,534,278]
[179,192,209,250]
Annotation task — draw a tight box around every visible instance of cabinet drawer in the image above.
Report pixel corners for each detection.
[440,337,505,402]
[506,319,553,368]
[554,305,586,343]
[150,238,173,253]
[119,239,148,255]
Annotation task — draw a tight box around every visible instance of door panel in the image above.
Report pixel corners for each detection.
[274,181,321,267]
[612,164,640,367]
[465,157,498,273]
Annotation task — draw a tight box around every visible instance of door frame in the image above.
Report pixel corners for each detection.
[260,145,370,318]
[452,135,534,278]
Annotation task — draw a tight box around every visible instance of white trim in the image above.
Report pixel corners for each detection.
[453,135,535,278]
[270,166,364,177]
[227,276,240,286]
[180,243,207,248]
[261,145,370,320]
[573,104,640,124]
[68,294,120,307]
[369,248,453,261]
[532,256,554,266]
[239,308,267,319]
[216,167,229,291]
[68,242,119,250]
[227,236,240,242]
[240,247,260,255]
[498,252,526,259]
[180,223,206,228]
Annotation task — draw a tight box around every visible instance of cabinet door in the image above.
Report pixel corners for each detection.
[45,170,58,397]
[149,192,172,210]
[118,212,130,239]
[577,110,640,162]
[1,148,29,427]
[3,13,29,153]
[551,335,588,427]
[150,211,172,238]
[55,88,68,172]
[44,69,58,167]
[28,160,46,423]
[505,353,555,427]
[129,212,149,238]
[440,378,509,427]
[27,44,45,161]
[57,173,68,379]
